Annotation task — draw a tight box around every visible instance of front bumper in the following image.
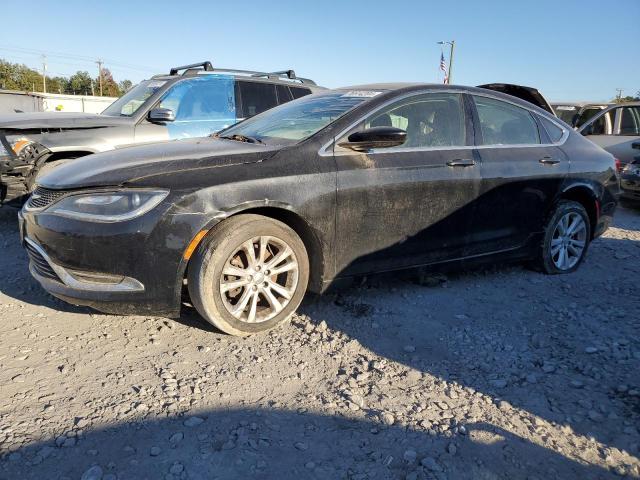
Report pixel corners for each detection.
[620,173,640,201]
[20,198,213,317]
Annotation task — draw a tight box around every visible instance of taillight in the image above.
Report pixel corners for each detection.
[614,158,622,172]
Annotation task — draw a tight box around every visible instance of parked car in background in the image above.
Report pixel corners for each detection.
[19,83,618,336]
[552,102,612,128]
[0,61,322,205]
[619,142,640,202]
[478,83,556,115]
[578,102,640,169]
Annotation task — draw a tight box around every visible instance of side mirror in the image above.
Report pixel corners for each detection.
[148,108,175,124]
[338,126,407,152]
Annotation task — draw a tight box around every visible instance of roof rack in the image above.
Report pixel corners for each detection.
[167,61,316,85]
[169,61,214,75]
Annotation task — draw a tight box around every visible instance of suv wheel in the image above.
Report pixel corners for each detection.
[537,200,591,274]
[188,214,309,336]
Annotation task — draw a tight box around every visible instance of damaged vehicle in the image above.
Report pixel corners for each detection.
[20,83,619,336]
[0,61,321,205]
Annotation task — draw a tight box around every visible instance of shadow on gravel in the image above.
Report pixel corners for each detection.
[0,408,618,480]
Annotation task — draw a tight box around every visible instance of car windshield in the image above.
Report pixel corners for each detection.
[101,80,167,117]
[219,91,374,145]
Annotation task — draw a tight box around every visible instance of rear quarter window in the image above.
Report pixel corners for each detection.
[290,87,312,99]
[539,116,564,143]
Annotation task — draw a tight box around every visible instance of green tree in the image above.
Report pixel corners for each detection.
[118,79,133,93]
[68,71,94,95]
[97,68,120,97]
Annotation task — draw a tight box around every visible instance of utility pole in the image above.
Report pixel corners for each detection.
[41,55,47,93]
[96,59,103,96]
[616,88,623,102]
[437,40,455,84]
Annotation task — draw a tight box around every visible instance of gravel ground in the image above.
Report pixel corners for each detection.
[0,205,639,480]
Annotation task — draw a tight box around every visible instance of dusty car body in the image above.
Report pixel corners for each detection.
[578,102,640,168]
[0,62,321,204]
[20,83,619,335]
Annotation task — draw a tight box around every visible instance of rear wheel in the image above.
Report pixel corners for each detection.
[536,200,591,274]
[187,214,309,336]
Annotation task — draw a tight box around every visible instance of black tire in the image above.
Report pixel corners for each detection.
[536,200,591,274]
[187,214,309,336]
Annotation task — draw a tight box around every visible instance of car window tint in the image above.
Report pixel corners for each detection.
[365,93,466,148]
[590,110,616,135]
[539,116,564,143]
[473,96,540,145]
[158,77,235,121]
[620,106,640,135]
[239,81,278,117]
[290,87,311,99]
[276,84,293,104]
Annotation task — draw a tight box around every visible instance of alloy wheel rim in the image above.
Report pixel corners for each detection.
[550,212,587,270]
[219,236,299,324]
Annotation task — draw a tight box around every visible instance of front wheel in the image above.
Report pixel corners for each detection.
[536,200,591,274]
[187,214,309,336]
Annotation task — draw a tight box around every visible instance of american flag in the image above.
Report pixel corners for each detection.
[440,52,448,84]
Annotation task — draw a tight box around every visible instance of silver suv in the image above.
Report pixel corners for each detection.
[0,61,323,204]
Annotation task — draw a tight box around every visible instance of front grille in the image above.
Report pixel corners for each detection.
[27,187,67,209]
[24,241,61,282]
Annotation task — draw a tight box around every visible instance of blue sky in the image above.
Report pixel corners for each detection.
[0,0,637,102]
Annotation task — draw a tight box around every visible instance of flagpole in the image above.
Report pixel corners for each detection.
[448,41,455,84]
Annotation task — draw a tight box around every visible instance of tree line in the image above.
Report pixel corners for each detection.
[0,59,133,97]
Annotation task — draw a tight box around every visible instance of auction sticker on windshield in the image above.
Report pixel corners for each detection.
[341,90,382,98]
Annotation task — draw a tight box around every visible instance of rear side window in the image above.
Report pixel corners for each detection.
[238,81,277,117]
[620,106,640,135]
[276,84,293,104]
[290,87,311,99]
[473,96,540,145]
[539,116,564,143]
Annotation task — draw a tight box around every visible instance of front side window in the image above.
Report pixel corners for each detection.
[473,96,540,145]
[589,109,617,135]
[576,107,604,127]
[238,81,278,117]
[221,91,369,145]
[620,106,640,135]
[365,93,466,148]
[158,76,235,122]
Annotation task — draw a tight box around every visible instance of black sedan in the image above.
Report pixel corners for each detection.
[19,84,619,335]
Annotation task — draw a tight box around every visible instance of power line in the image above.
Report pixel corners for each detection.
[0,44,160,73]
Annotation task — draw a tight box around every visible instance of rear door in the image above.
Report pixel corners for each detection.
[469,94,569,255]
[334,91,481,276]
[580,105,640,165]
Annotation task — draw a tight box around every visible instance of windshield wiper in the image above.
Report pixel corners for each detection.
[214,134,264,144]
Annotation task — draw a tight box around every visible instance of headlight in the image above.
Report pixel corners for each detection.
[46,190,168,222]
[5,136,35,158]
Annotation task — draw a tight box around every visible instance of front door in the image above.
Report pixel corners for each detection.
[334,91,481,276]
[135,76,237,143]
[581,105,640,165]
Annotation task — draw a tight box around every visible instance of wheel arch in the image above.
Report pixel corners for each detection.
[558,184,600,238]
[182,205,327,297]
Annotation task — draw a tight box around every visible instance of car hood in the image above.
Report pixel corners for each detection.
[0,112,130,130]
[38,137,279,189]
[477,83,555,115]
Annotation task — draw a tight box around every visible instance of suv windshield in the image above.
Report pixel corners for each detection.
[102,80,167,117]
[219,91,372,145]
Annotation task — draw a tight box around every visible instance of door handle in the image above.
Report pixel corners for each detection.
[539,156,560,165]
[446,159,475,167]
